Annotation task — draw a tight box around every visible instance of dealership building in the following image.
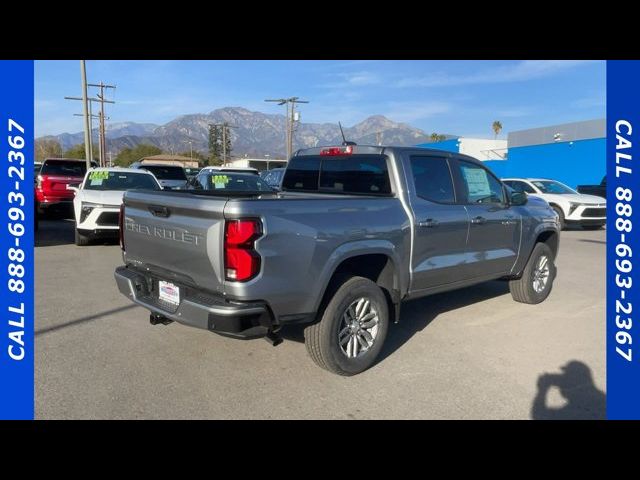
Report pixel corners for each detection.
[417,119,605,189]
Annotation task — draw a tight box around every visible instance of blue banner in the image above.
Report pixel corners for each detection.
[607,60,640,419]
[0,60,34,420]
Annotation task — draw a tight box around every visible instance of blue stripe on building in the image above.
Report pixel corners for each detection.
[417,119,605,189]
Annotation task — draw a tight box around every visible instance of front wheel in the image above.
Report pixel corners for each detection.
[509,242,556,304]
[75,229,90,246]
[304,276,389,376]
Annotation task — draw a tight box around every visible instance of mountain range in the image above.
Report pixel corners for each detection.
[38,107,450,159]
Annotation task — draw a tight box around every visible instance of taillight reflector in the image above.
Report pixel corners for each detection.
[224,219,262,282]
[320,145,353,156]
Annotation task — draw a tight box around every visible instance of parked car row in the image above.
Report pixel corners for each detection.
[502,177,606,230]
[35,158,285,246]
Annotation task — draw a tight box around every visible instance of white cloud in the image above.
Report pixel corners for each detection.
[571,94,606,109]
[319,71,381,88]
[396,60,597,88]
[494,107,536,118]
[383,101,452,122]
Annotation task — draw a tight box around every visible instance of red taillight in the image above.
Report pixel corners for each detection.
[224,219,262,282]
[119,203,125,251]
[320,145,353,156]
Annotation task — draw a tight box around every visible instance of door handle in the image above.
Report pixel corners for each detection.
[471,216,486,225]
[502,220,517,225]
[418,218,439,228]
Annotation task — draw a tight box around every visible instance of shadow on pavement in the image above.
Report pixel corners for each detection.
[36,304,138,336]
[378,281,509,363]
[531,360,606,420]
[36,217,119,247]
[36,218,75,247]
[280,280,511,365]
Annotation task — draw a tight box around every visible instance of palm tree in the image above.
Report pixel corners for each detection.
[492,121,503,139]
[430,132,440,142]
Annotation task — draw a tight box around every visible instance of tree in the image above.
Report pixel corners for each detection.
[64,142,98,160]
[114,144,163,167]
[492,120,503,139]
[35,138,64,161]
[223,126,233,163]
[430,132,440,142]
[208,125,222,166]
[437,134,447,142]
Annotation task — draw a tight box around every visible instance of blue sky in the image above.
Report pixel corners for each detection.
[35,60,605,138]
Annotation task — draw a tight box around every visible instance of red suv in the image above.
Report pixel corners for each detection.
[36,158,89,216]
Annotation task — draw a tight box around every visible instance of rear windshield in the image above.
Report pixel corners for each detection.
[84,171,161,191]
[41,160,87,177]
[140,165,187,180]
[192,172,273,192]
[282,155,392,195]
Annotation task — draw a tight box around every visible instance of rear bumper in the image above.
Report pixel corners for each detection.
[37,198,73,209]
[565,219,606,226]
[114,266,274,338]
[79,228,119,237]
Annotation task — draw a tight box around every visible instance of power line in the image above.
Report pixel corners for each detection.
[65,86,115,167]
[88,82,116,167]
[265,97,309,160]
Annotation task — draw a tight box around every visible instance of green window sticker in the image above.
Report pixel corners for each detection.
[89,171,110,180]
[211,175,229,189]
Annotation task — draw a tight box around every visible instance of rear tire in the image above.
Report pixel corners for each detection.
[509,243,556,304]
[551,205,565,230]
[304,276,389,376]
[75,229,90,246]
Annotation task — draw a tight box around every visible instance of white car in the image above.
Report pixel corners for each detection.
[502,178,606,230]
[69,167,162,245]
[200,166,259,174]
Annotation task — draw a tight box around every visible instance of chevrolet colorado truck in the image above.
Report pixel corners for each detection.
[115,145,560,375]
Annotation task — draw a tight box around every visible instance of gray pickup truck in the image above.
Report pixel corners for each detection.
[115,145,560,375]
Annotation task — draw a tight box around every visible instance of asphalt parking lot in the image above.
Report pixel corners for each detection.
[35,218,606,419]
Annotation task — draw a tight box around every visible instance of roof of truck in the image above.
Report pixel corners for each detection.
[294,144,484,165]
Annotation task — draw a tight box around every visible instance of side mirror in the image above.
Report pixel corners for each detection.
[66,183,80,194]
[509,190,528,206]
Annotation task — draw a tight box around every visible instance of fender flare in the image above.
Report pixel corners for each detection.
[311,239,407,315]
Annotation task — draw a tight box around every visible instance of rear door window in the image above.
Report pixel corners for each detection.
[410,156,455,203]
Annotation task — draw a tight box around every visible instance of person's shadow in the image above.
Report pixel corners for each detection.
[531,361,606,420]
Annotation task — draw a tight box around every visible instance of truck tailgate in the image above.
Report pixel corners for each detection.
[122,190,228,295]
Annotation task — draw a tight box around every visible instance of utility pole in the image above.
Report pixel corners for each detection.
[65,95,114,165]
[376,131,383,146]
[74,111,108,165]
[88,82,116,167]
[265,97,309,160]
[79,61,92,169]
